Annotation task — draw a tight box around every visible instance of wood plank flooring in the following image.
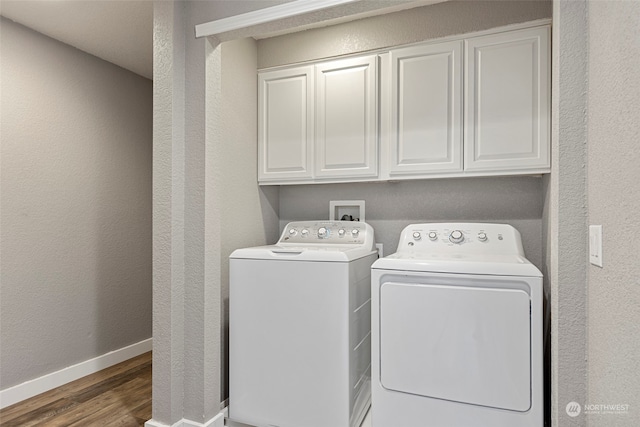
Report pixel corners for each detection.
[0,351,152,427]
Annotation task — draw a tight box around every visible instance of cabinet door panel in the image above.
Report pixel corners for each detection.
[465,27,550,172]
[316,56,377,179]
[258,67,314,182]
[388,41,463,175]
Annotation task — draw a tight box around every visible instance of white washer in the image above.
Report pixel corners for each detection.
[229,221,378,427]
[371,223,543,427]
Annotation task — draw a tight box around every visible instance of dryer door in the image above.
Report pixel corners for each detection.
[379,278,531,412]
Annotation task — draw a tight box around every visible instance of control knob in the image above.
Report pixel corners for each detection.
[412,232,422,241]
[351,229,360,237]
[301,229,309,237]
[477,232,488,242]
[318,227,328,238]
[288,228,298,237]
[338,229,346,237]
[428,231,438,241]
[449,230,464,244]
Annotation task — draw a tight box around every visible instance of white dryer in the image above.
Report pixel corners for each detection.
[229,221,378,427]
[371,223,543,427]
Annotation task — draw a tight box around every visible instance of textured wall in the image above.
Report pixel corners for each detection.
[0,18,152,389]
[184,3,281,422]
[151,1,186,424]
[547,1,588,425]
[258,0,552,68]
[150,2,283,424]
[587,2,640,425]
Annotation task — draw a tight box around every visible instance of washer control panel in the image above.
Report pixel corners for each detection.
[398,223,525,256]
[279,221,371,245]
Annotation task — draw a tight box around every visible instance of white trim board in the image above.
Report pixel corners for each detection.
[0,338,152,409]
[195,0,360,38]
[145,412,225,427]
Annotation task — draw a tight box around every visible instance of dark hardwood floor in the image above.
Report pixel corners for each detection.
[0,351,152,426]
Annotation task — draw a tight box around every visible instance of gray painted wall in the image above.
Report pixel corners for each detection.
[587,2,640,426]
[279,178,543,269]
[0,18,152,389]
[258,0,552,69]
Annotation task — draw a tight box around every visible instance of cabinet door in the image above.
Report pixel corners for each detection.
[315,56,377,179]
[258,66,314,182]
[465,26,550,172]
[388,41,463,175]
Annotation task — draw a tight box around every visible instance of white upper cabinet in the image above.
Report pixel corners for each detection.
[258,66,314,182]
[257,23,551,185]
[388,41,463,176]
[315,55,378,179]
[464,26,550,172]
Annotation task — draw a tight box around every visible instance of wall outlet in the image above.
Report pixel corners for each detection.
[589,225,603,267]
[376,243,383,258]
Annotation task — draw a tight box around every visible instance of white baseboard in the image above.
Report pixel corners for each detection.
[145,411,225,427]
[0,338,152,409]
[184,412,225,427]
[145,419,183,427]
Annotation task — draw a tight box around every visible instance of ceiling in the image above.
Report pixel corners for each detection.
[0,0,445,81]
[1,0,154,79]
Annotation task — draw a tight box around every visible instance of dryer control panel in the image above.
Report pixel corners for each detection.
[397,223,525,256]
[279,221,373,247]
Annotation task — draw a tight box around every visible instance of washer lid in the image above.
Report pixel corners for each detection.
[372,253,542,277]
[230,220,377,262]
[230,244,376,262]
